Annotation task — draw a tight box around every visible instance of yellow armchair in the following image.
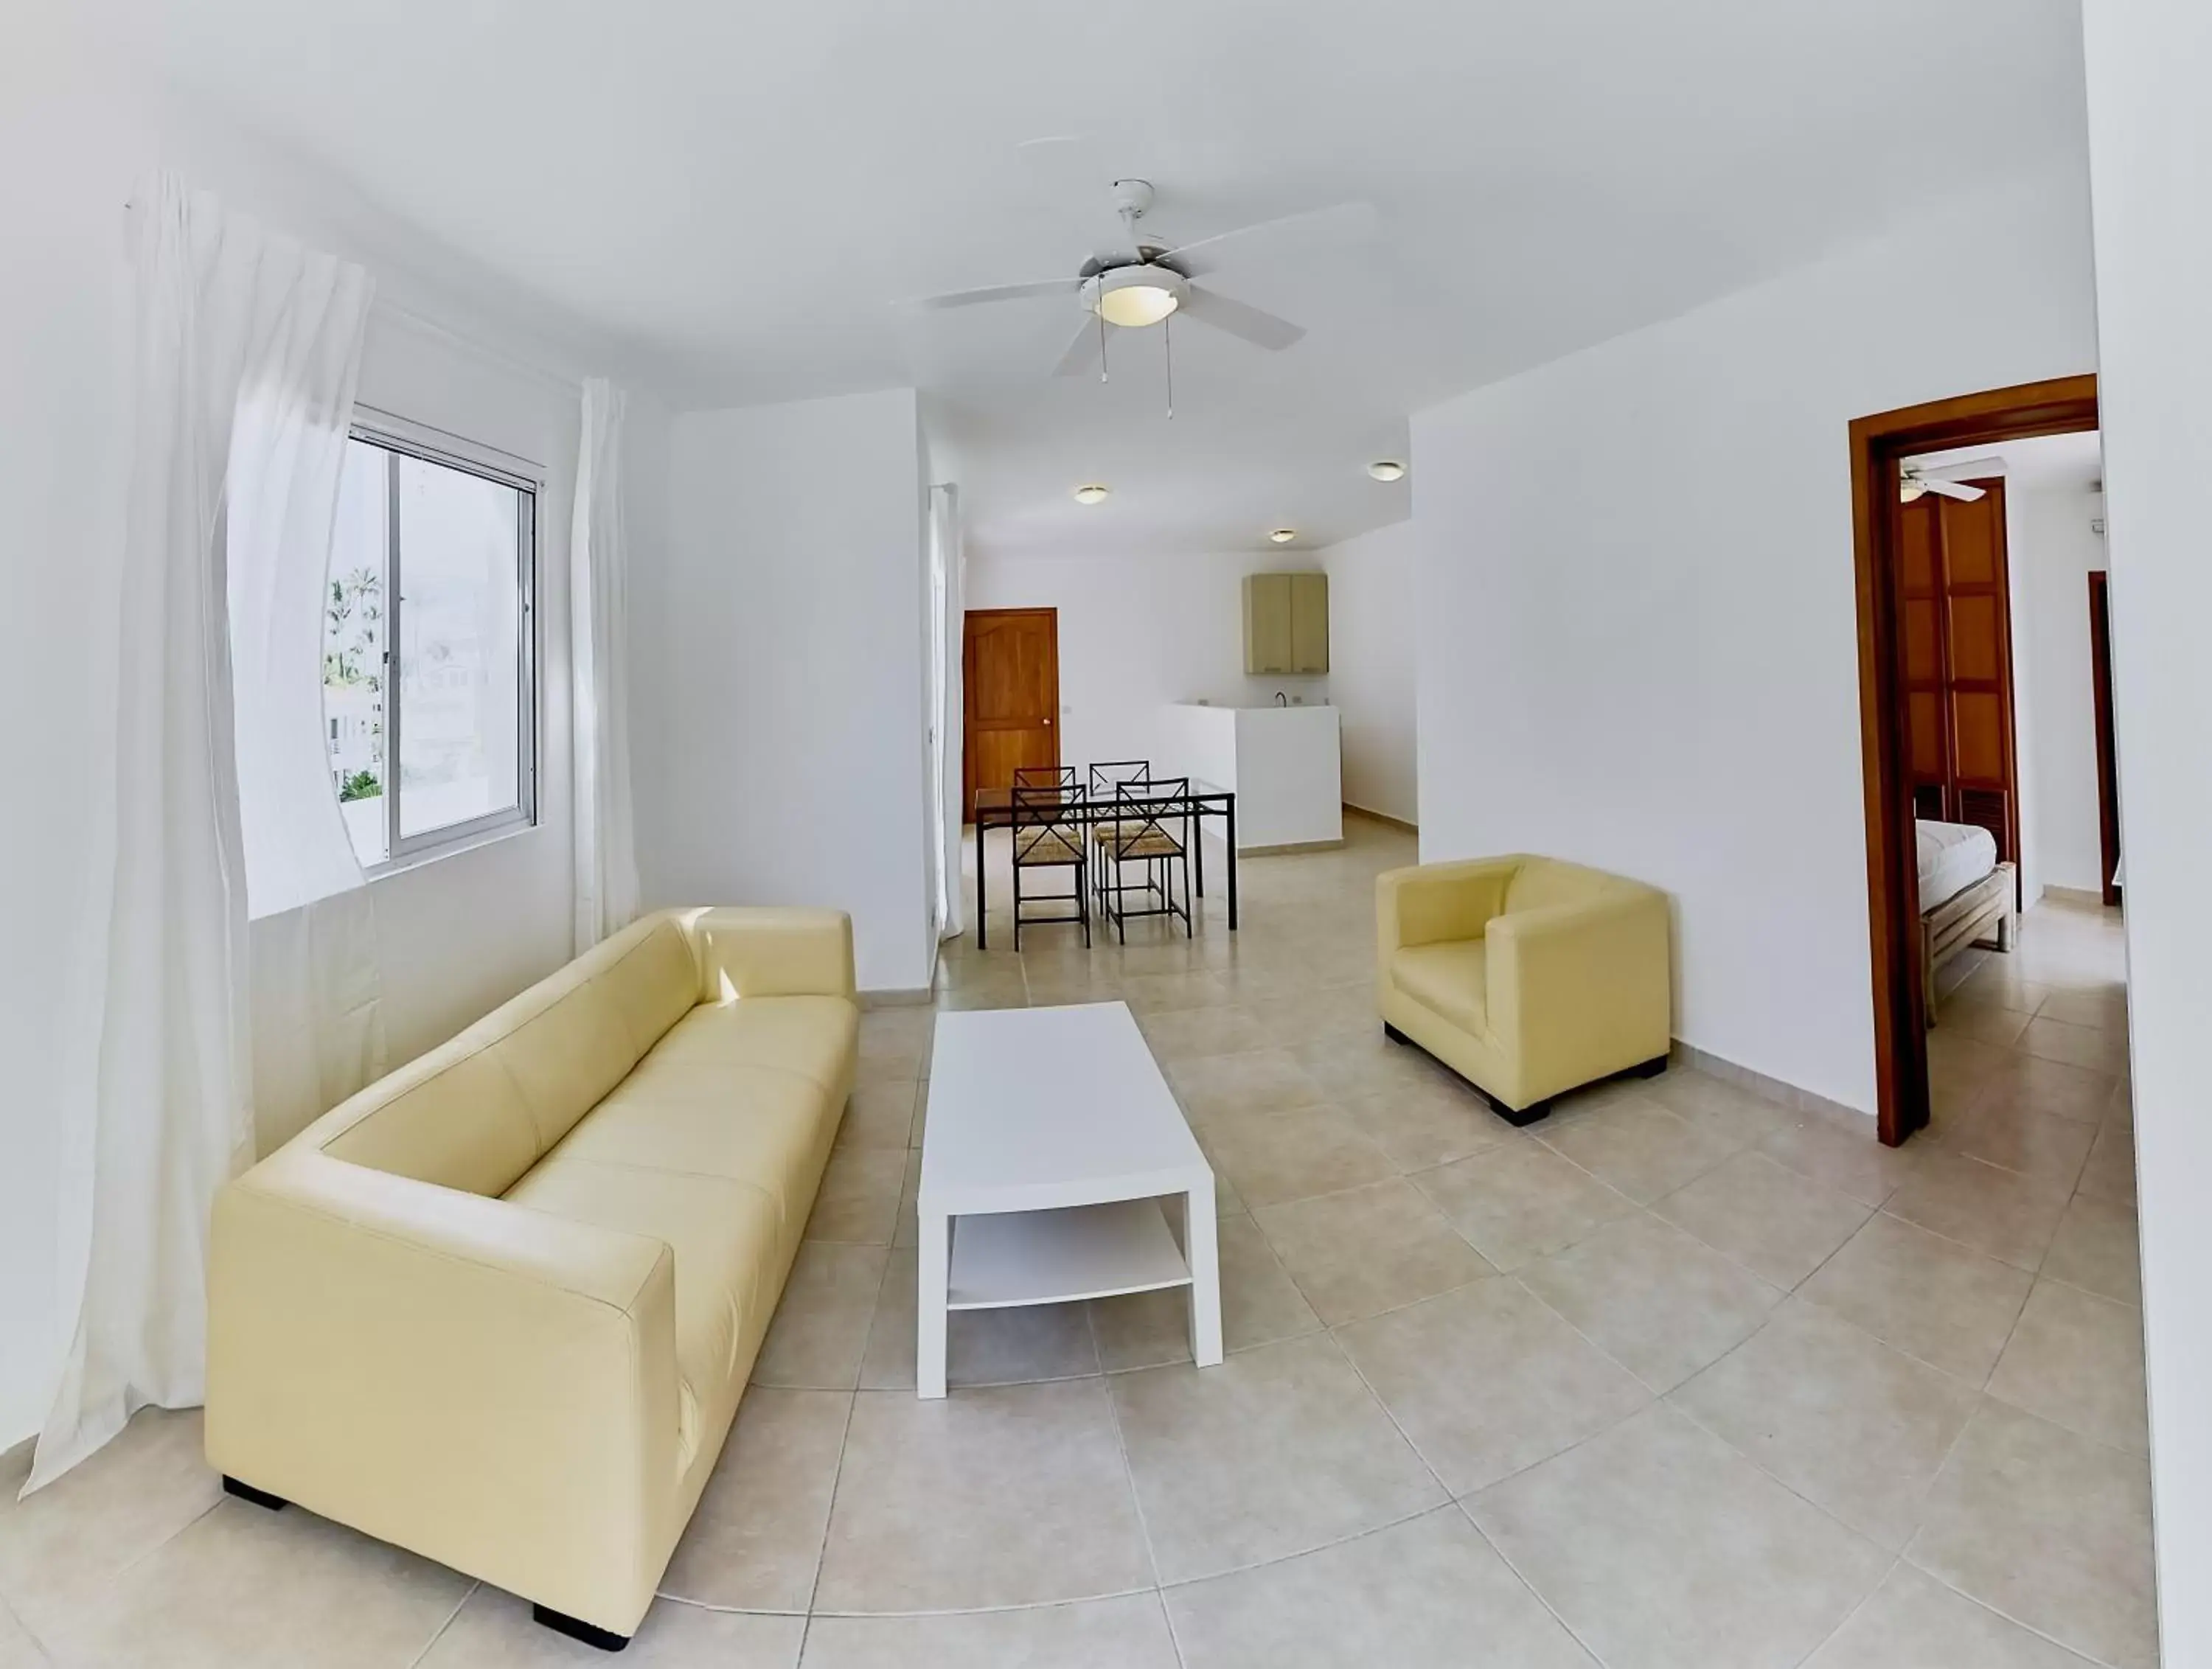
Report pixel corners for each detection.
[1376,854,1672,1123]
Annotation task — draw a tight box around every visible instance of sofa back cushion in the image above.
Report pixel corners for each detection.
[321,913,701,1196]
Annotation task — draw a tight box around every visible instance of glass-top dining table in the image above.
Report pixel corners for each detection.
[969,776,1238,950]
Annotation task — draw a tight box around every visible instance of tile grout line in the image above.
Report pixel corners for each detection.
[1324,1320,1616,1667]
[400,1579,479,1669]
[1085,1304,1189,1669]
[785,1243,891,1656]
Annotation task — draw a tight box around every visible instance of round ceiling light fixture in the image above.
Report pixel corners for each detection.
[1368,459,1407,482]
[1268,528,1297,544]
[1073,484,1110,505]
[1087,264,1186,329]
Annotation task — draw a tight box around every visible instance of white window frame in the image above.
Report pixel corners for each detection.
[344,407,541,875]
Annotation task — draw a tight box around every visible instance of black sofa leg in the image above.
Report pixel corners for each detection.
[221,1475,288,1511]
[1627,1053,1669,1079]
[1488,1093,1554,1128]
[534,1605,630,1653]
[1383,1022,1410,1045]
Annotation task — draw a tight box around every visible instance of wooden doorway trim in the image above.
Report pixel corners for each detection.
[960,607,1061,821]
[2088,569,2123,908]
[1849,374,2098,1146]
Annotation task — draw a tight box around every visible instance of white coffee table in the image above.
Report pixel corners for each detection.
[917,1002,1222,1399]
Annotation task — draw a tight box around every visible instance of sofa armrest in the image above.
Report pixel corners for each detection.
[205,1150,681,1634]
[1377,858,1526,959]
[1485,888,1672,1089]
[684,907,856,1000]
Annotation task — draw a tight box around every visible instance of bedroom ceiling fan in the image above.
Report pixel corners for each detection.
[910,176,1377,400]
[1900,458,2006,504]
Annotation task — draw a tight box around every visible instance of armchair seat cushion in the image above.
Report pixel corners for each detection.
[1390,941,1490,1036]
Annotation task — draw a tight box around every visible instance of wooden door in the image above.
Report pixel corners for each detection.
[1898,482,2021,885]
[2089,570,2122,906]
[962,607,1059,820]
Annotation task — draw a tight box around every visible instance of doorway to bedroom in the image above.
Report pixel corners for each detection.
[1848,377,2124,1150]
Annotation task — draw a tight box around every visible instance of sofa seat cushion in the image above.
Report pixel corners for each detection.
[503,1157,779,1444]
[1391,941,1491,1037]
[544,1067,835,1238]
[644,997,858,1094]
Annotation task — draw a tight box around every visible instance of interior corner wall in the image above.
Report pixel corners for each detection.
[1408,166,2097,1113]
[637,388,933,994]
[1321,521,1419,826]
[2082,0,2211,1656]
[0,34,649,1449]
[2008,481,2110,900]
[961,547,1330,774]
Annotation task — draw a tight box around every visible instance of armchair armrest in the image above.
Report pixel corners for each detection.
[1377,857,1527,958]
[683,906,855,1000]
[1485,887,1672,1089]
[205,1149,680,1631]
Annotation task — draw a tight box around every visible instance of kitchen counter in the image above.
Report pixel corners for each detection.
[1159,703,1343,852]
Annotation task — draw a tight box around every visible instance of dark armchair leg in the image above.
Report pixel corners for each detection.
[222,1475,288,1511]
[533,1605,630,1653]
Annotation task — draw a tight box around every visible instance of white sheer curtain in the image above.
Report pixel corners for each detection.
[30,175,373,1492]
[571,378,640,951]
[928,484,965,939]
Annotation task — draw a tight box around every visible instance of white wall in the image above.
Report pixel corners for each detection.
[2082,1,2210,1656]
[963,548,1330,773]
[0,35,659,1448]
[637,388,933,994]
[1410,167,2096,1112]
[1321,521,1419,824]
[2011,480,2110,898]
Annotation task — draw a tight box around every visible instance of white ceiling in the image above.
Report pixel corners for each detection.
[73,0,2089,556]
[1910,431,2103,495]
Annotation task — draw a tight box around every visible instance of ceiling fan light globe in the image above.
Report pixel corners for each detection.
[1368,460,1407,482]
[1091,265,1184,328]
[1899,479,1927,503]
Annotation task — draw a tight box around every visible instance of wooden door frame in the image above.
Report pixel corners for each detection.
[2088,569,2124,907]
[960,606,1060,821]
[1849,374,2098,1146]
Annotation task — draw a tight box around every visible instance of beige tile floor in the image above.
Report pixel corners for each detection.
[0,823,2153,1667]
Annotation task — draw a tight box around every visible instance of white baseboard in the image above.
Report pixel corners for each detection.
[860,986,934,1009]
[1670,1039,1870,1128]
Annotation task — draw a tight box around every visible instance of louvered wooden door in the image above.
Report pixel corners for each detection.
[1896,481,2020,881]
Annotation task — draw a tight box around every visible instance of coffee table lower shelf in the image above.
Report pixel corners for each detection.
[947,1198,1192,1311]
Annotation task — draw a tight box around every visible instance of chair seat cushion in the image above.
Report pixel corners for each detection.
[503,1157,780,1444]
[1391,941,1491,1036]
[642,997,857,1093]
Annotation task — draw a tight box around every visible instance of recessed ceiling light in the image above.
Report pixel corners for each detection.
[1368,460,1407,482]
[1268,528,1297,544]
[1073,484,1109,505]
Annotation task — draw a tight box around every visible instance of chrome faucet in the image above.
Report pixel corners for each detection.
[1274,690,1288,707]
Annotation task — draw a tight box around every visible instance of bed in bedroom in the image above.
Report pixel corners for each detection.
[1918,818,2016,1021]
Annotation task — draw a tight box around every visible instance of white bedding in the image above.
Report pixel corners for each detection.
[1918,818,1997,911]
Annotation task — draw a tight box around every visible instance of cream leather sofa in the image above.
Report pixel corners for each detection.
[206,906,858,1651]
[1377,856,1671,1123]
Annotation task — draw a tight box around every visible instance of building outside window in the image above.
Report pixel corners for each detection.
[323,420,538,870]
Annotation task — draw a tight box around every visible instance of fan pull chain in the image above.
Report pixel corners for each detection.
[1164,310,1175,419]
[1097,302,1109,383]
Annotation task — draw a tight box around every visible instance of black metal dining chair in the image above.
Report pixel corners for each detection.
[1086,761,1150,905]
[1009,781,1090,949]
[1099,776,1192,942]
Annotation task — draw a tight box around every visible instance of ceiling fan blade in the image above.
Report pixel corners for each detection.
[1180,285,1306,351]
[1052,318,1104,379]
[1921,456,2007,483]
[911,278,1080,313]
[1924,479,1986,501]
[1164,201,1380,278]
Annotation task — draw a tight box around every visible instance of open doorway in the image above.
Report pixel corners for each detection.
[1848,376,2113,1146]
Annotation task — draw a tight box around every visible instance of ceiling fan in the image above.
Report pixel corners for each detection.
[1900,458,2006,503]
[911,177,1377,386]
